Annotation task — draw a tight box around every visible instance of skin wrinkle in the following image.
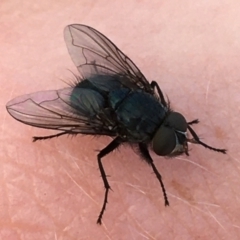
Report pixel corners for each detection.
[206,209,227,233]
[62,167,97,204]
[1,1,238,240]
[177,157,213,174]
[205,79,211,105]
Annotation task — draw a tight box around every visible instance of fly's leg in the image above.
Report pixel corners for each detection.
[97,137,122,224]
[187,125,227,154]
[138,143,169,206]
[33,131,70,142]
[188,119,199,125]
[151,81,168,108]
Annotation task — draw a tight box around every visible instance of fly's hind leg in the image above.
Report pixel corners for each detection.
[33,131,70,142]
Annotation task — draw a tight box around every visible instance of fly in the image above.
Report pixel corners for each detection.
[6,24,227,224]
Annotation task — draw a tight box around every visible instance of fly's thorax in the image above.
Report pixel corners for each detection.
[152,112,188,156]
[108,88,167,142]
[108,88,131,110]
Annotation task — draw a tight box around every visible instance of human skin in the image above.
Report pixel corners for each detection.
[1,1,239,239]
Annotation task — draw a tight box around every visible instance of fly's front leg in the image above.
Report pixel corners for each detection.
[138,143,169,206]
[187,125,227,154]
[188,119,199,125]
[151,81,168,108]
[97,137,122,224]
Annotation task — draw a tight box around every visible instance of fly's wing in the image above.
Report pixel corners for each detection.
[64,24,154,94]
[6,88,114,135]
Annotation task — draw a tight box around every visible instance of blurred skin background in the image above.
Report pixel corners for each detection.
[1,1,239,239]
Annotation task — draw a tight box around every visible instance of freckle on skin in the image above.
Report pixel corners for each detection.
[171,179,194,203]
[214,126,226,140]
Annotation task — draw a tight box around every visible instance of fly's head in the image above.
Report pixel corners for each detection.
[152,112,189,156]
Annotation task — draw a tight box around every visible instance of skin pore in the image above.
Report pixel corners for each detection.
[1,1,239,239]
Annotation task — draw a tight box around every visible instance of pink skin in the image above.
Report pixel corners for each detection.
[1,1,239,239]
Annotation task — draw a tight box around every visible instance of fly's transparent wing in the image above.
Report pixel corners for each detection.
[6,88,114,135]
[64,24,153,94]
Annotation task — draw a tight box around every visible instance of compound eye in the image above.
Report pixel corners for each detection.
[152,126,176,156]
[167,112,187,132]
